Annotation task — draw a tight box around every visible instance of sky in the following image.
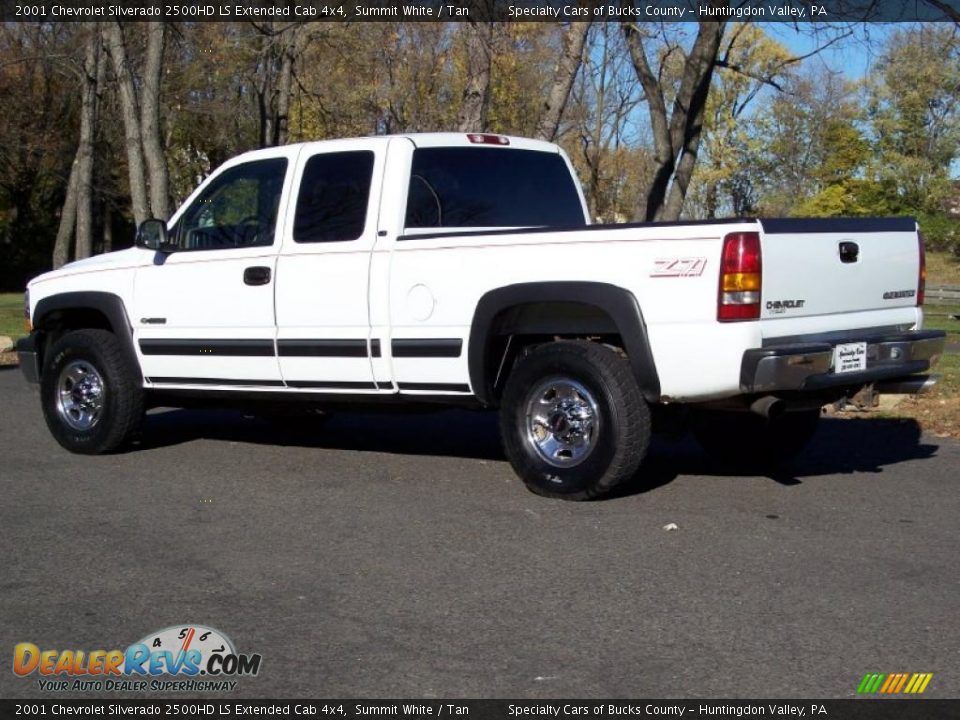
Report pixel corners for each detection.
[765,22,900,80]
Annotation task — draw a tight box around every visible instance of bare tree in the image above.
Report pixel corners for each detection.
[51,163,78,269]
[569,23,644,221]
[103,22,150,225]
[74,28,105,259]
[52,25,104,267]
[457,21,493,132]
[536,21,591,142]
[623,20,727,222]
[141,22,169,219]
[252,22,313,147]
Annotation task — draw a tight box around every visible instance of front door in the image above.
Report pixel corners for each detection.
[133,151,295,387]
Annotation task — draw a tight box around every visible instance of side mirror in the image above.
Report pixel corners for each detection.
[135,218,174,252]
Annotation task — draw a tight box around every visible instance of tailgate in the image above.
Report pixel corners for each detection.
[759,217,921,325]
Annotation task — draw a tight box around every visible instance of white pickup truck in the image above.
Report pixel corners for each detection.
[18,133,945,499]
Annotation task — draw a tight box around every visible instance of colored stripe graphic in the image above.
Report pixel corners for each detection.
[857,672,932,694]
[908,673,933,694]
[857,673,885,693]
[879,674,897,693]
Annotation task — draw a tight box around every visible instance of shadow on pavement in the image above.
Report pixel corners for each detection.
[632,415,934,492]
[136,407,939,499]
[139,406,506,461]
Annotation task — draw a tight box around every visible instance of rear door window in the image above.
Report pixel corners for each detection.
[294,151,375,243]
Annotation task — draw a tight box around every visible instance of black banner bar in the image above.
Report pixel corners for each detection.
[1,0,958,22]
[2,700,960,720]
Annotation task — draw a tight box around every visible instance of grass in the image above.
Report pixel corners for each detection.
[931,352,960,396]
[923,304,960,336]
[926,250,960,286]
[0,293,25,343]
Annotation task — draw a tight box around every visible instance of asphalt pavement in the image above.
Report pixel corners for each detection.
[1,365,958,699]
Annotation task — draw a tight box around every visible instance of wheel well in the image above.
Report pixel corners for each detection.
[469,283,661,406]
[482,301,624,403]
[35,308,115,371]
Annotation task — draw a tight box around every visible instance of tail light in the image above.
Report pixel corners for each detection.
[917,232,926,306]
[23,288,31,332]
[718,231,762,321]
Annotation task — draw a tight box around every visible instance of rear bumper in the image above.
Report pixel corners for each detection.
[16,334,39,384]
[741,329,945,394]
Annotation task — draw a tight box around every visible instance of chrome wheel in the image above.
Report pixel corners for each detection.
[56,360,105,431]
[524,377,600,468]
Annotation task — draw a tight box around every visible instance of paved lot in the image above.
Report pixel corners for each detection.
[2,365,959,699]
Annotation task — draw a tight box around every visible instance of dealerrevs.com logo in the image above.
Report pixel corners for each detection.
[13,624,261,692]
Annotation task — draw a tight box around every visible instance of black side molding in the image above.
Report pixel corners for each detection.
[468,282,660,405]
[397,382,471,393]
[277,339,368,357]
[140,339,275,356]
[391,339,463,358]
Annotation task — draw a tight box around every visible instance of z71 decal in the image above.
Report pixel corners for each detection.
[650,257,707,278]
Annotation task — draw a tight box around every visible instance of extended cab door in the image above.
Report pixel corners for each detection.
[132,149,296,387]
[274,139,388,392]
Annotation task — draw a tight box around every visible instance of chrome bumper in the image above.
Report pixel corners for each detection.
[16,334,39,384]
[741,329,945,394]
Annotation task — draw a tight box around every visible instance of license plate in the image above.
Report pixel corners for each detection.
[834,342,867,373]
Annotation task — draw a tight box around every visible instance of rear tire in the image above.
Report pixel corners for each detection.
[40,329,144,454]
[499,340,651,500]
[692,408,821,469]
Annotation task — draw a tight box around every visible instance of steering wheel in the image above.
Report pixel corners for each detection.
[235,215,267,246]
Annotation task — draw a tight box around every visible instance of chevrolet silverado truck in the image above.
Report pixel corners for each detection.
[17,133,946,499]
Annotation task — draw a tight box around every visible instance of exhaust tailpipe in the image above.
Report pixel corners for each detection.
[750,396,785,419]
[875,375,939,396]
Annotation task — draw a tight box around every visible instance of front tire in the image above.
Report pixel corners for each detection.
[499,340,651,500]
[40,329,144,454]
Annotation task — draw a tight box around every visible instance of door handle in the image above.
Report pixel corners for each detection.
[243,266,271,285]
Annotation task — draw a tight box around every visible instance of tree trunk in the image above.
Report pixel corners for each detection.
[141,22,170,219]
[623,19,726,221]
[457,22,492,132]
[104,22,150,225]
[705,177,719,219]
[274,27,301,146]
[536,21,591,142]
[75,27,103,260]
[51,161,79,270]
[255,22,281,148]
[102,204,113,253]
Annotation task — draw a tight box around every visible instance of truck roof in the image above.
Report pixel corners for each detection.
[226,132,561,167]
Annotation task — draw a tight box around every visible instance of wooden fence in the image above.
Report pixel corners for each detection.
[926,284,960,306]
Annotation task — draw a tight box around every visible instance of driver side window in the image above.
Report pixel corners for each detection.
[172,158,288,251]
